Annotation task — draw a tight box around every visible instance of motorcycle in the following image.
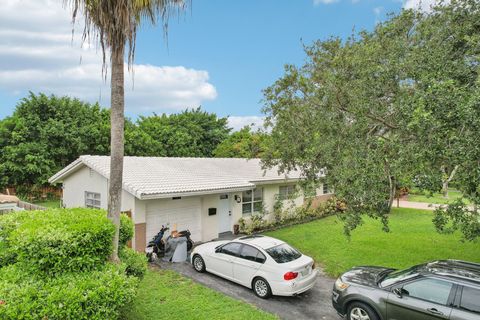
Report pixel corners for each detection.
[145,226,194,262]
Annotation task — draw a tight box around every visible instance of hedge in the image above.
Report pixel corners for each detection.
[120,247,147,278]
[0,264,138,320]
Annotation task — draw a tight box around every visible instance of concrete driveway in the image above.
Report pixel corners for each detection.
[155,260,340,320]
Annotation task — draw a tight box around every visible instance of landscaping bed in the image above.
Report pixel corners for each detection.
[266,207,480,277]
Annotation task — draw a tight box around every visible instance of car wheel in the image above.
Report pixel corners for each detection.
[192,254,205,273]
[252,277,272,299]
[347,302,379,320]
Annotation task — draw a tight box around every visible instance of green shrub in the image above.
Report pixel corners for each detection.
[9,208,115,276]
[0,264,137,320]
[120,246,147,278]
[0,211,33,267]
[119,213,134,247]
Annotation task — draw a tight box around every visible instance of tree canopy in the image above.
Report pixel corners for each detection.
[0,93,232,188]
[213,126,268,158]
[262,0,480,239]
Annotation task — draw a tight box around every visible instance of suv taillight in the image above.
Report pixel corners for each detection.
[284,272,298,281]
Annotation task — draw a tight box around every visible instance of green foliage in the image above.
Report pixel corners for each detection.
[119,213,134,247]
[0,264,137,320]
[433,200,480,242]
[120,247,148,278]
[213,126,268,158]
[7,208,114,276]
[262,0,480,239]
[238,197,341,234]
[137,107,231,157]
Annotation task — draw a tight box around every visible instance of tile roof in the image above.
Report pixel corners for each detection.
[49,156,302,199]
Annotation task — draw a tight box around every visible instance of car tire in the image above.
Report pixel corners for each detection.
[347,302,379,320]
[252,277,272,299]
[192,254,206,273]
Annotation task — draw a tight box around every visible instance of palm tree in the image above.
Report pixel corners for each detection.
[64,0,188,261]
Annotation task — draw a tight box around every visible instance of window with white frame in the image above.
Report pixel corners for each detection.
[85,191,101,209]
[278,185,296,200]
[242,188,263,214]
[323,183,329,194]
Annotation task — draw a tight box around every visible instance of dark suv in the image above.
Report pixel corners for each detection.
[332,260,480,320]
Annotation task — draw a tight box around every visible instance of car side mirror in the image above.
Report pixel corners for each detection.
[393,288,403,298]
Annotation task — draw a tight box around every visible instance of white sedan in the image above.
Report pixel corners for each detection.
[190,235,318,298]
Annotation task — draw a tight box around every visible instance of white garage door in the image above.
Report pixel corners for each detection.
[145,197,202,243]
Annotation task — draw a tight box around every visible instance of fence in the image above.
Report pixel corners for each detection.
[16,200,47,211]
[3,186,62,200]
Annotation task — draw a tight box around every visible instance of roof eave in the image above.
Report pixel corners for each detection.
[138,185,255,200]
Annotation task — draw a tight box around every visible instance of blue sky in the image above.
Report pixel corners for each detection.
[0,0,421,129]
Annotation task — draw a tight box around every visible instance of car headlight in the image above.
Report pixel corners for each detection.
[335,278,349,291]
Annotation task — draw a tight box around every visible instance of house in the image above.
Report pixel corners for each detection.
[49,156,332,252]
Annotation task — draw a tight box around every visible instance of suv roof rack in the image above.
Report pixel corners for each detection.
[425,260,480,283]
[238,234,264,240]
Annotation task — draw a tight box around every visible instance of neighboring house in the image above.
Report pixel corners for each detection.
[0,194,20,214]
[49,156,332,252]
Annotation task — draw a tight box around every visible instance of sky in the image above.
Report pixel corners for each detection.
[0,0,439,130]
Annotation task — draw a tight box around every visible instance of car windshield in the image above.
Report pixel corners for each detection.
[265,243,302,263]
[380,265,420,287]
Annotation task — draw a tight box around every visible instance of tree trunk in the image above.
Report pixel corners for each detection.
[108,42,125,263]
[441,165,459,199]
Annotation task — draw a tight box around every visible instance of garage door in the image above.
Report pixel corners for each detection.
[145,197,202,243]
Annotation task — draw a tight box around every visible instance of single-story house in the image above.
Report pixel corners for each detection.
[49,156,332,252]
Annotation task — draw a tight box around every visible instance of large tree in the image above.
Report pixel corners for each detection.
[213,126,268,158]
[65,0,187,261]
[262,0,480,239]
[137,108,230,157]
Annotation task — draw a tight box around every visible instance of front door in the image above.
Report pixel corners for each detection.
[218,194,231,233]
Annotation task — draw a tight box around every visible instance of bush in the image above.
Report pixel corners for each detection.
[119,213,134,247]
[0,264,137,320]
[0,211,35,267]
[8,208,115,276]
[120,247,147,278]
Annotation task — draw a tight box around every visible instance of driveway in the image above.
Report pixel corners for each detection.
[155,260,340,320]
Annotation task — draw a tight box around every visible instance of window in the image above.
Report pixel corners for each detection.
[266,243,302,264]
[242,188,263,214]
[278,185,296,200]
[85,192,101,209]
[402,278,453,305]
[219,242,242,257]
[239,244,266,264]
[323,183,329,194]
[459,286,480,314]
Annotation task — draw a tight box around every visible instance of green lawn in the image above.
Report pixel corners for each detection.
[33,199,62,208]
[407,189,470,205]
[266,208,480,277]
[121,268,277,320]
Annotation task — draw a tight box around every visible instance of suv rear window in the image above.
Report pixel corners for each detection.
[460,286,480,314]
[265,243,301,263]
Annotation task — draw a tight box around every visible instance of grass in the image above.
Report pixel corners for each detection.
[121,268,277,320]
[266,208,480,277]
[33,199,61,208]
[407,188,470,205]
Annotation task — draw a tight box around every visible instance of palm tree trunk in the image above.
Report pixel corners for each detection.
[108,42,125,263]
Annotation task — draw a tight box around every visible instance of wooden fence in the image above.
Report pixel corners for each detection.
[3,186,62,201]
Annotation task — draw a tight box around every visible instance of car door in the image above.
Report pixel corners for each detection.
[233,244,266,286]
[386,277,454,320]
[450,285,480,320]
[207,242,242,281]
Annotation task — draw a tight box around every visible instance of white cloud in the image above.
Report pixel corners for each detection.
[313,0,340,5]
[227,116,264,132]
[403,0,449,11]
[0,0,217,112]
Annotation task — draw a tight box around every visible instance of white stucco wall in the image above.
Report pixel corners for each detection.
[62,166,136,213]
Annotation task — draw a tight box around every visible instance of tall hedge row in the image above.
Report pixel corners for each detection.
[0,208,147,320]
